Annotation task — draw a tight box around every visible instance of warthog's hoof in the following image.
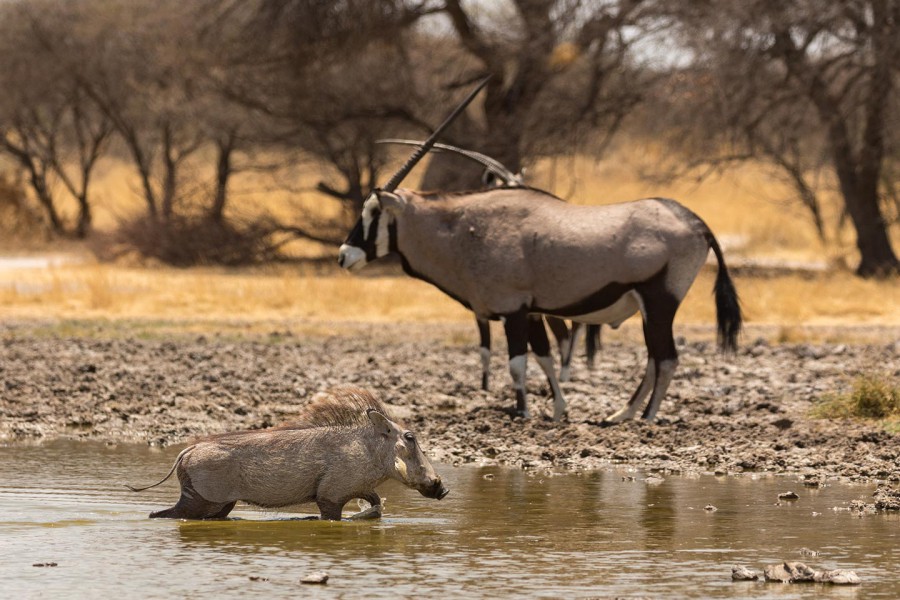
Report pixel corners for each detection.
[349,504,383,520]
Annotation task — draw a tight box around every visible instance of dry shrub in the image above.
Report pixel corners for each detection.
[813,373,900,421]
[0,173,46,243]
[94,214,287,266]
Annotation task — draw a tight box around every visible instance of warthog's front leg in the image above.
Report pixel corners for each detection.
[349,492,383,520]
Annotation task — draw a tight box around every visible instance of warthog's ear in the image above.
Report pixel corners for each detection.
[366,408,393,437]
[377,191,406,215]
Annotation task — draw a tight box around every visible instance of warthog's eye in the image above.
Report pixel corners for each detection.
[403,432,416,444]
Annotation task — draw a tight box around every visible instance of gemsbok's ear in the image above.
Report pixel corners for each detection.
[366,409,393,437]
[378,191,407,215]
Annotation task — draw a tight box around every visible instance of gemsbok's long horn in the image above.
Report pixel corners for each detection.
[381,75,491,193]
[377,139,523,187]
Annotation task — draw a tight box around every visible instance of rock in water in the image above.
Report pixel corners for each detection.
[764,564,791,583]
[763,561,860,585]
[814,570,861,585]
[300,571,329,585]
[784,562,816,582]
[778,491,800,501]
[764,562,815,583]
[873,484,900,511]
[731,565,759,581]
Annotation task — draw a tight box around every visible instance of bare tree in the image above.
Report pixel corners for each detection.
[671,0,900,277]
[206,0,438,239]
[415,0,650,190]
[0,2,112,238]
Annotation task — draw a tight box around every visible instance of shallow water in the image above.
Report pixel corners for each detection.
[1,441,898,599]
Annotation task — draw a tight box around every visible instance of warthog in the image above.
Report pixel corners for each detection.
[127,387,448,520]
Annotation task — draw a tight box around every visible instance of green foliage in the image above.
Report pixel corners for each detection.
[813,373,900,421]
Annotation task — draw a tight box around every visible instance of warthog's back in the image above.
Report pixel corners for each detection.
[182,427,379,508]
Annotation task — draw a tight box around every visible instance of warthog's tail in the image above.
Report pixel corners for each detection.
[125,446,192,492]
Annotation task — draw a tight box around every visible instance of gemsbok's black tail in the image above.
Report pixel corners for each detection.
[706,232,742,352]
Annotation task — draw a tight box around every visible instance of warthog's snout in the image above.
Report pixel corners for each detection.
[421,478,449,500]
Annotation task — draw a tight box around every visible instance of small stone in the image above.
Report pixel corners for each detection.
[731,565,759,581]
[799,547,819,557]
[300,571,329,585]
[32,562,58,568]
[765,561,816,583]
[644,476,665,486]
[704,504,718,512]
[814,569,860,585]
[483,473,495,480]
[764,564,791,583]
[778,491,800,500]
[248,576,269,582]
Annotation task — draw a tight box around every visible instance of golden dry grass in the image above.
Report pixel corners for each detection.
[2,147,899,337]
[1,261,898,332]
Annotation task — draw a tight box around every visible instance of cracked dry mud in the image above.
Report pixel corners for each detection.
[1,321,898,481]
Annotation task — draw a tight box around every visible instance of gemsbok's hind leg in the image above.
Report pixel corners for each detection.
[603,359,655,423]
[527,316,566,421]
[637,289,680,422]
[559,321,584,382]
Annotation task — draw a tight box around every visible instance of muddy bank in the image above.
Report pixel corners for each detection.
[1,320,898,481]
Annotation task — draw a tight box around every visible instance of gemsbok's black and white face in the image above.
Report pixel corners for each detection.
[338,191,396,271]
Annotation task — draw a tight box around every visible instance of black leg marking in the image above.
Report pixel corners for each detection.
[635,277,679,422]
[477,317,491,391]
[526,315,551,356]
[586,324,601,370]
[503,310,529,418]
[545,316,570,361]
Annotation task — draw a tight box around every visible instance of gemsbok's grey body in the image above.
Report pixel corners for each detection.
[339,187,742,422]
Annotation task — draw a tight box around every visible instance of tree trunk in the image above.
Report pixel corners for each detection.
[74,193,92,239]
[209,136,234,224]
[840,180,900,277]
[161,125,177,222]
[23,159,64,235]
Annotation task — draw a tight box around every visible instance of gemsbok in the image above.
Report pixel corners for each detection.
[339,78,742,423]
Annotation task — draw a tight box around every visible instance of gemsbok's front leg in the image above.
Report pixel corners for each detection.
[503,310,530,418]
[527,316,567,421]
[476,316,492,391]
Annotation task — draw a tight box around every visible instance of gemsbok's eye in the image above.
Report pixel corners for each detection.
[403,432,416,443]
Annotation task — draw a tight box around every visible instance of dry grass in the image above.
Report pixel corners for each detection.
[812,373,900,431]
[1,261,898,334]
[1,147,898,338]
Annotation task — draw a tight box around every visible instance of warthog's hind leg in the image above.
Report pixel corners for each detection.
[149,474,236,519]
[149,495,235,519]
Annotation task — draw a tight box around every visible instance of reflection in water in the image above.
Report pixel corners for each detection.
[1,440,898,598]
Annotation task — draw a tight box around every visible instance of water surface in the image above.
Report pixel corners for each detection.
[1,441,897,598]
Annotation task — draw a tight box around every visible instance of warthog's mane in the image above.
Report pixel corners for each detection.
[197,387,394,443]
[279,386,394,430]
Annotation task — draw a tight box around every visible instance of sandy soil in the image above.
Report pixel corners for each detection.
[1,320,898,482]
